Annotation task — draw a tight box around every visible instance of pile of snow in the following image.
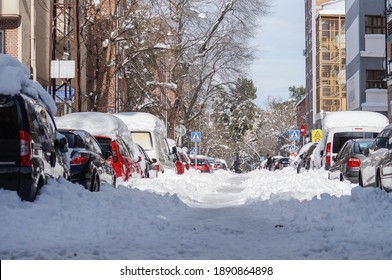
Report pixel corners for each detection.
[114,112,167,138]
[56,112,133,147]
[2,167,392,260]
[322,111,389,129]
[0,54,56,115]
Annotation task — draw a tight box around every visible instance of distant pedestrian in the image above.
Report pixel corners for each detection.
[266,154,272,171]
[232,159,241,173]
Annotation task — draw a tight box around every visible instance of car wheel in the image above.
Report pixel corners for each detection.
[18,178,42,202]
[90,173,100,192]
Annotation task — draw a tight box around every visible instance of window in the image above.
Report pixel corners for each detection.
[366,70,386,89]
[0,31,3,53]
[365,16,385,34]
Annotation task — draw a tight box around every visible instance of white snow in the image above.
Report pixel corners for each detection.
[0,54,57,115]
[1,166,392,260]
[114,112,167,138]
[56,112,134,148]
[322,111,389,129]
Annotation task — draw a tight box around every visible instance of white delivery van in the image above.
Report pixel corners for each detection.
[313,111,389,170]
[114,112,173,172]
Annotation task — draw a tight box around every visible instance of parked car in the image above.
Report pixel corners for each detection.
[312,111,388,170]
[173,147,191,175]
[359,125,392,192]
[291,142,315,169]
[135,143,158,178]
[114,112,174,173]
[190,155,213,173]
[56,112,142,182]
[271,156,290,171]
[215,159,228,170]
[94,135,141,181]
[207,157,218,170]
[0,93,69,201]
[297,142,318,173]
[59,129,116,191]
[328,138,374,183]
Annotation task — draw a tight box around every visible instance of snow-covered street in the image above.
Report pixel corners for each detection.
[1,167,392,260]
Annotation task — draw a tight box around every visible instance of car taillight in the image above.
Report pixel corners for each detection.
[155,164,160,172]
[19,130,31,167]
[70,152,90,165]
[347,157,361,168]
[326,142,331,166]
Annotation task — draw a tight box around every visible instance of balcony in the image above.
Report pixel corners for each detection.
[0,0,20,19]
[360,34,385,58]
[361,88,388,112]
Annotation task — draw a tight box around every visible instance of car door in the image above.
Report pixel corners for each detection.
[329,141,348,180]
[361,133,388,187]
[379,129,392,190]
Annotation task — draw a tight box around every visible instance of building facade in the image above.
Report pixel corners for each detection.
[386,0,392,122]
[346,0,387,116]
[304,0,346,129]
[0,0,51,86]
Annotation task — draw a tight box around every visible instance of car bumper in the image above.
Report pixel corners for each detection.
[0,166,35,191]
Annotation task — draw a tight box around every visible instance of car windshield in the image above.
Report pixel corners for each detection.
[332,132,378,153]
[95,137,112,154]
[353,141,373,154]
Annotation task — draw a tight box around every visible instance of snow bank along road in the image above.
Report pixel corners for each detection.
[1,168,392,260]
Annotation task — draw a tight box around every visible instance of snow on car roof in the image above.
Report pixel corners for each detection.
[114,112,167,138]
[0,54,57,116]
[322,111,389,130]
[56,112,133,147]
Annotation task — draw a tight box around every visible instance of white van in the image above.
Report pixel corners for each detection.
[114,112,173,172]
[313,111,389,170]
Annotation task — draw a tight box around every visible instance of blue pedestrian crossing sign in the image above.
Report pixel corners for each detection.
[191,131,201,142]
[289,129,300,141]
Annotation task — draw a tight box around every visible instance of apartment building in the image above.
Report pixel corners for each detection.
[345,0,387,116]
[0,0,51,86]
[386,0,392,121]
[304,0,346,129]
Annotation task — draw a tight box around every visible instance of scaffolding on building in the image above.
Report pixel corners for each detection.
[316,14,346,113]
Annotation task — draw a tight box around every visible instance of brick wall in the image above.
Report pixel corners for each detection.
[0,18,19,58]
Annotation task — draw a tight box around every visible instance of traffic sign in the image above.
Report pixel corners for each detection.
[191,131,201,142]
[312,129,322,142]
[288,145,295,152]
[175,124,187,137]
[300,124,306,136]
[289,130,300,141]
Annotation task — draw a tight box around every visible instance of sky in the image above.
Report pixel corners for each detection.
[250,0,306,108]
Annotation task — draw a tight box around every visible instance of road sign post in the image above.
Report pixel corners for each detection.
[191,132,201,169]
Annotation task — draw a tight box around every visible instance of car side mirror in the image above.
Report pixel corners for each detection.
[151,158,157,163]
[363,148,370,157]
[172,146,177,154]
[332,155,337,161]
[58,137,68,153]
[299,154,304,159]
[320,150,324,157]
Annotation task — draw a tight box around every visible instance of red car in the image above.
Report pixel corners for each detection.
[94,135,141,181]
[190,156,212,173]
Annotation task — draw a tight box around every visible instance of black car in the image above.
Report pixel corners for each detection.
[59,129,116,191]
[0,93,69,201]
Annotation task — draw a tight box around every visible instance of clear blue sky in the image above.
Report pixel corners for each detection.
[250,0,305,108]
